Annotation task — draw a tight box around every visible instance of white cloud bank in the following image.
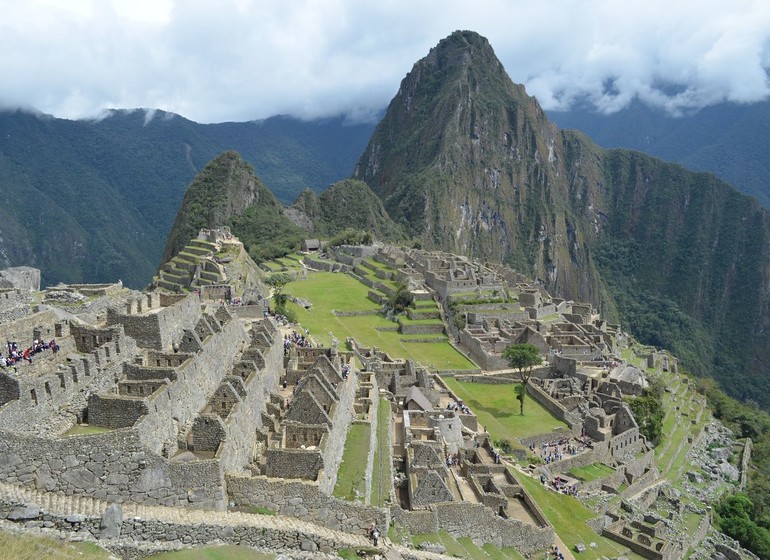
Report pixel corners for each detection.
[1,0,769,122]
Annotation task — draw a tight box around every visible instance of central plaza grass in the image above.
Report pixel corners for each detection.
[442,378,567,441]
[284,272,475,370]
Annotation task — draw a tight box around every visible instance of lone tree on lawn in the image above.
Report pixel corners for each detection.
[503,343,542,415]
[265,272,292,312]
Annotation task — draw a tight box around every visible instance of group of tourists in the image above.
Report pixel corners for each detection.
[283,330,312,353]
[529,436,587,464]
[446,399,471,414]
[1,338,59,368]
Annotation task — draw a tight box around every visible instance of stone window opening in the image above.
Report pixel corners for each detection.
[44,382,52,398]
[30,389,37,405]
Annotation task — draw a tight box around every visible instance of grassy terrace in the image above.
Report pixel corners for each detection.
[442,378,568,442]
[333,423,371,501]
[285,272,475,370]
[568,462,615,482]
[515,472,644,560]
[370,398,393,507]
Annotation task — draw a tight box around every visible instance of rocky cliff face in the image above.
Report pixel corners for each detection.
[354,30,770,406]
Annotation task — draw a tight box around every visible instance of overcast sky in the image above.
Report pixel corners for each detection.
[2,0,770,123]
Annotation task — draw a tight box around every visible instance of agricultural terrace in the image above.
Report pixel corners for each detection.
[284,271,475,370]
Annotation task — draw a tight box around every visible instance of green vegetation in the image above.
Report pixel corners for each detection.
[0,530,113,560]
[716,494,770,558]
[63,424,112,436]
[568,463,615,482]
[389,282,415,314]
[697,377,770,557]
[627,379,665,446]
[333,423,371,501]
[442,378,567,441]
[515,471,641,559]
[370,398,393,507]
[284,272,474,370]
[503,343,541,415]
[145,546,276,559]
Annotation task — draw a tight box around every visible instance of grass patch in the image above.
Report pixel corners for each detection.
[63,424,112,436]
[515,471,644,559]
[370,398,393,507]
[247,506,276,516]
[413,531,469,557]
[442,378,568,440]
[285,272,475,370]
[145,546,275,559]
[0,530,114,560]
[334,423,371,501]
[568,463,615,482]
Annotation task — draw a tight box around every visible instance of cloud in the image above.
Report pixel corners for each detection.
[0,0,769,122]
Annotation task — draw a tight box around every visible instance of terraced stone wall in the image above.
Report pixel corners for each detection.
[0,428,225,509]
[227,474,388,535]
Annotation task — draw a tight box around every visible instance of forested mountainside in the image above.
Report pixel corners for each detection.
[548,98,770,210]
[161,153,404,267]
[0,109,373,287]
[352,30,770,408]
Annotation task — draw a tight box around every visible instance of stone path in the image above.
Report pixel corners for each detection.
[0,482,462,560]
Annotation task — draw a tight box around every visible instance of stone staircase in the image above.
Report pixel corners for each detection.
[0,481,470,559]
[155,239,226,293]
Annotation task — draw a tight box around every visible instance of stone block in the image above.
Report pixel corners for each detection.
[7,506,40,521]
[100,503,123,539]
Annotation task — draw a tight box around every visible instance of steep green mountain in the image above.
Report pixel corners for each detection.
[0,109,373,287]
[287,179,406,240]
[354,30,770,408]
[354,30,607,305]
[548,99,770,210]
[162,151,305,265]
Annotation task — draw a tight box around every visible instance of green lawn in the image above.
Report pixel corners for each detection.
[515,472,644,560]
[568,463,615,482]
[64,425,112,436]
[442,378,568,440]
[145,546,275,559]
[334,423,371,501]
[370,398,393,507]
[285,272,475,370]
[0,531,113,560]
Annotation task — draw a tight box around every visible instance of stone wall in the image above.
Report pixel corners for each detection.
[227,474,388,534]
[318,371,359,493]
[391,501,552,555]
[216,320,283,473]
[0,428,225,508]
[526,382,581,432]
[0,500,371,558]
[106,295,200,351]
[132,315,250,456]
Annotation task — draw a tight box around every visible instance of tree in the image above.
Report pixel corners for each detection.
[514,383,526,415]
[389,282,414,314]
[503,343,542,415]
[265,273,292,311]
